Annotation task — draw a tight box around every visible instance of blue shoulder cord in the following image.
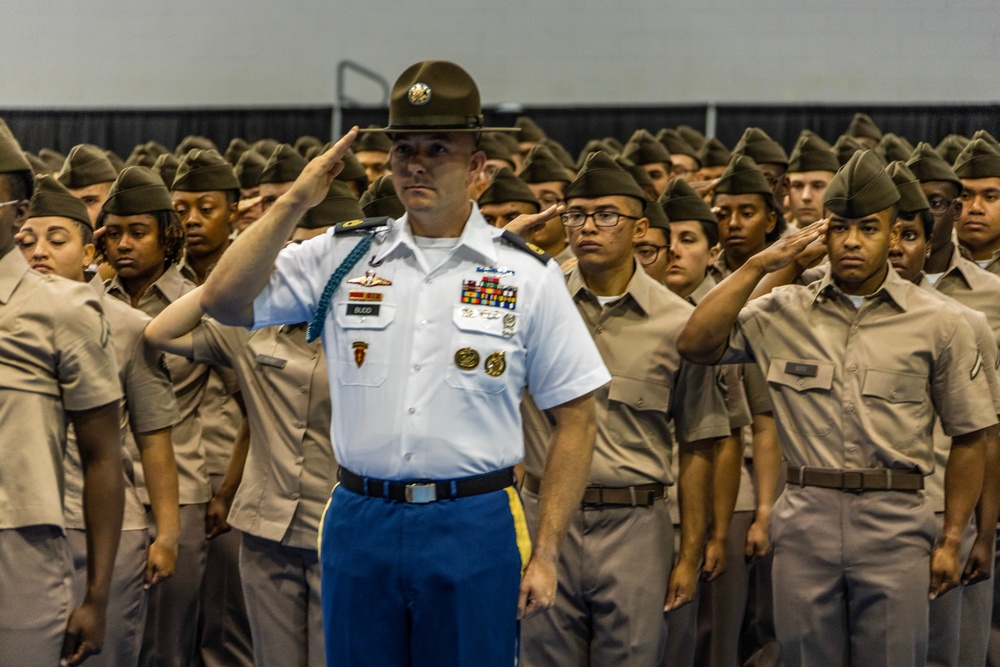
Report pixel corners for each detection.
[306,233,374,343]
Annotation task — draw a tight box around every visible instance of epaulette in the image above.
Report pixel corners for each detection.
[332,216,392,235]
[499,230,551,265]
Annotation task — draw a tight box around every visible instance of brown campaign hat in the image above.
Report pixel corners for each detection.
[565,151,647,203]
[28,174,92,228]
[788,131,838,173]
[359,175,405,219]
[175,135,217,156]
[152,153,180,191]
[696,137,732,168]
[823,150,900,218]
[359,60,517,134]
[539,138,577,171]
[260,144,308,185]
[224,138,250,166]
[293,135,323,157]
[621,129,671,166]
[936,134,970,165]
[479,133,516,168]
[172,149,240,192]
[676,125,707,151]
[0,118,33,174]
[655,128,699,162]
[234,150,266,190]
[953,138,1000,179]
[576,139,619,170]
[846,113,883,141]
[354,126,392,153]
[516,116,546,144]
[103,166,174,215]
[518,145,571,184]
[833,134,867,167]
[58,144,118,188]
[37,148,65,174]
[300,180,364,229]
[733,128,788,167]
[478,167,539,211]
[125,141,168,168]
[659,177,717,226]
[905,142,962,191]
[876,133,914,163]
[643,198,669,230]
[886,161,930,214]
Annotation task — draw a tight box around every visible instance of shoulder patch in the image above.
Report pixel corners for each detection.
[332,216,392,235]
[499,230,552,265]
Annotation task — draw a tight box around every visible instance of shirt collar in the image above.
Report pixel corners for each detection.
[686,274,717,305]
[941,244,976,289]
[812,261,909,311]
[567,258,653,317]
[105,263,187,304]
[0,249,30,304]
[371,203,499,268]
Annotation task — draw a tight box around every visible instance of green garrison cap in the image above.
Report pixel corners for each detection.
[58,144,118,188]
[876,133,914,163]
[300,180,364,229]
[493,131,521,157]
[565,151,648,203]
[172,149,240,192]
[103,166,174,215]
[972,129,1000,150]
[905,142,962,191]
[788,131,839,174]
[516,116,546,144]
[518,145,571,184]
[335,151,367,184]
[260,144,307,185]
[105,150,125,175]
[823,150,900,218]
[936,134,971,166]
[359,175,405,219]
[37,148,65,174]
[576,139,618,170]
[832,134,867,167]
[234,150,266,190]
[953,139,1000,179]
[293,135,323,157]
[359,60,517,134]
[125,141,168,169]
[478,167,539,211]
[621,129,671,167]
[655,128,699,161]
[659,177,717,225]
[715,154,774,198]
[175,135,217,156]
[224,138,250,166]
[0,118,33,174]
[353,126,392,153]
[676,125,707,151]
[616,156,657,198]
[28,174,92,228]
[152,153,180,193]
[23,152,49,176]
[846,113,883,141]
[643,198,669,230]
[539,138,576,171]
[603,136,624,153]
[479,133,516,167]
[886,161,930,215]
[696,137,732,169]
[733,127,788,167]
[252,138,280,159]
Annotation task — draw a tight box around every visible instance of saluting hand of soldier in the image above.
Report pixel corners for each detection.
[748,218,828,274]
[502,203,564,239]
[282,126,359,211]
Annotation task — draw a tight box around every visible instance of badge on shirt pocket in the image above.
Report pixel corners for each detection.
[333,302,395,386]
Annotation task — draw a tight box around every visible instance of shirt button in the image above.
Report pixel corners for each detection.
[413,364,421,372]
[311,355,318,361]
[636,398,644,407]
[408,407,416,415]
[420,320,428,328]
[846,402,855,412]
[425,278,433,285]
[852,326,860,334]
[294,421,304,429]
[849,363,858,373]
[299,386,308,393]
[849,445,858,452]
[890,391,897,399]
[796,378,804,387]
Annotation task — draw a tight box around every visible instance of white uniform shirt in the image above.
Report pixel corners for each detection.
[253,205,610,480]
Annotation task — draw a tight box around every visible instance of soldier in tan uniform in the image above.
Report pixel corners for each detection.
[359,174,405,220]
[845,113,883,150]
[0,119,124,667]
[352,126,392,185]
[517,145,574,264]
[784,132,838,231]
[58,143,120,227]
[679,150,997,667]
[621,129,673,196]
[732,127,789,215]
[520,152,731,666]
[259,144,308,214]
[954,139,1000,277]
[477,166,540,228]
[655,128,701,182]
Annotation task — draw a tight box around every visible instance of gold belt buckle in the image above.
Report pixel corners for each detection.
[405,483,437,504]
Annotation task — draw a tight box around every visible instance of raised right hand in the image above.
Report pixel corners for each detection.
[750,219,827,274]
[282,127,360,211]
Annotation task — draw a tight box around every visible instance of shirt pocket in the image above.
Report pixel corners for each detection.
[445,306,522,394]
[861,368,929,449]
[333,302,396,386]
[766,358,836,436]
[607,375,671,448]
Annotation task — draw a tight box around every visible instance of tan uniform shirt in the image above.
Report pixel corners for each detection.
[524,263,731,487]
[0,250,121,529]
[192,322,335,550]
[708,251,735,284]
[721,265,996,473]
[971,248,1000,277]
[933,245,1000,338]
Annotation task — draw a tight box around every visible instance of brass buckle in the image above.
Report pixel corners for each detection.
[404,483,437,504]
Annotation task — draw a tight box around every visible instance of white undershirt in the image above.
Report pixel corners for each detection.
[413,235,461,270]
[845,294,866,309]
[924,272,944,285]
[977,259,993,269]
[596,294,624,307]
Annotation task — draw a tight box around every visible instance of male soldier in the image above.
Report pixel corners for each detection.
[785,131,838,230]
[937,135,970,166]
[519,152,730,666]
[833,134,867,167]
[478,166,540,228]
[732,127,789,211]
[711,154,783,280]
[516,116,546,155]
[696,137,732,184]
[358,174,405,220]
[19,174,181,667]
[678,150,995,667]
[0,120,124,667]
[656,128,701,182]
[621,129,673,196]
[233,149,266,233]
[352,126,392,184]
[260,144,308,214]
[58,143,119,227]
[845,112,883,150]
[517,145,573,264]
[200,60,609,667]
[954,139,1000,276]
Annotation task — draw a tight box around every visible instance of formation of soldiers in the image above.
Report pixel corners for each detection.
[3,101,1000,667]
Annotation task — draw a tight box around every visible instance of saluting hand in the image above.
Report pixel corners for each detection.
[282,127,360,211]
[502,204,564,239]
[748,219,828,275]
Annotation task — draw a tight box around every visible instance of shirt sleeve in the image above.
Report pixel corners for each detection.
[933,306,999,437]
[719,364,753,430]
[124,333,181,434]
[672,358,733,444]
[191,318,251,369]
[742,363,773,415]
[54,284,123,412]
[252,231,341,329]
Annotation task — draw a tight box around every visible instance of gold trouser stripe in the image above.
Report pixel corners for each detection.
[504,486,533,575]
[316,482,340,555]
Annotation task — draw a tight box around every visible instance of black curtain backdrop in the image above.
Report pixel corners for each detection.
[4,104,999,160]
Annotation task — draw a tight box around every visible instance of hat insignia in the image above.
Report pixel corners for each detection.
[408,83,432,107]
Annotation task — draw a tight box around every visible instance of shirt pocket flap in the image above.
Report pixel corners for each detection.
[452,306,517,339]
[767,358,835,392]
[862,369,926,403]
[608,375,670,412]
[334,302,395,330]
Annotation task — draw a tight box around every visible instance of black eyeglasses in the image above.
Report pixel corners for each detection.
[927,197,957,214]
[537,195,564,208]
[635,243,668,265]
[560,210,638,228]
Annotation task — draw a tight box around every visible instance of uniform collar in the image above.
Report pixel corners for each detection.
[812,261,909,311]
[940,244,977,289]
[105,263,187,303]
[371,202,499,268]
[567,258,654,317]
[0,249,30,305]
[686,274,717,306]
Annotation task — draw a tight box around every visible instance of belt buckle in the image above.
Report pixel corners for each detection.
[840,470,863,491]
[404,483,437,504]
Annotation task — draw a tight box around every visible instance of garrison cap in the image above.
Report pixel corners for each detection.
[886,161,930,214]
[643,197,669,230]
[733,127,788,167]
[37,148,65,174]
[714,154,774,198]
[621,129,671,166]
[175,135,217,156]
[676,125,707,151]
[823,150,900,218]
[293,135,323,157]
[103,166,174,215]
[565,151,647,203]
[359,175,405,219]
[518,145,571,184]
[252,138,280,159]
[788,131,839,173]
[335,151,367,185]
[697,137,732,168]
[28,174,92,228]
[905,142,962,191]
[655,128,699,161]
[616,157,656,198]
[936,134,971,166]
[972,129,1000,150]
[360,60,516,134]
[576,139,618,170]
[105,150,125,174]
[478,167,539,211]
[0,118,33,173]
[876,133,914,163]
[172,149,240,192]
[234,150,266,190]
[493,131,521,157]
[832,134,867,167]
[516,116,546,143]
[260,144,307,184]
[125,141,168,168]
[953,138,1000,179]
[58,144,118,188]
[24,152,49,176]
[479,133,516,168]
[353,126,392,153]
[603,136,624,153]
[300,180,363,229]
[224,138,250,166]
[846,113,883,141]
[659,177,717,225]
[539,138,577,171]
[152,153,180,193]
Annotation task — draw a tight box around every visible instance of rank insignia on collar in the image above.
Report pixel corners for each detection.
[461,276,517,310]
[352,341,369,368]
[347,271,392,287]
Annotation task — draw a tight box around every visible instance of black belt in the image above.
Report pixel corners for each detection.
[521,473,665,508]
[785,465,924,492]
[338,467,514,504]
